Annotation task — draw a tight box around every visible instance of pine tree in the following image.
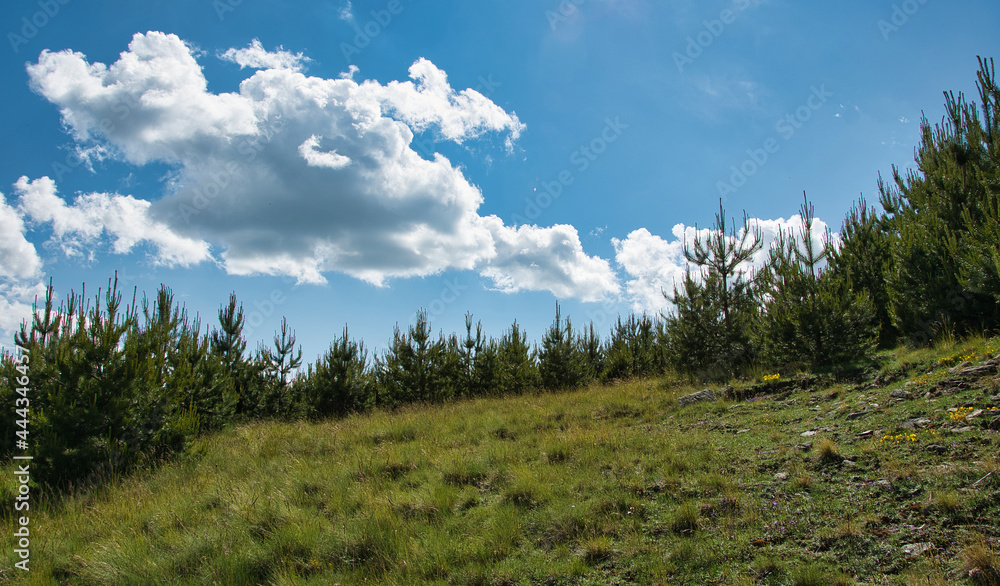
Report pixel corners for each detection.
[580,321,605,382]
[209,293,258,417]
[666,202,762,379]
[880,57,1000,343]
[664,270,725,380]
[123,285,189,455]
[298,326,370,418]
[457,313,487,398]
[211,293,247,368]
[759,194,878,370]
[21,276,138,487]
[473,336,503,397]
[828,196,897,347]
[603,314,659,382]
[375,310,448,406]
[256,317,303,417]
[537,303,591,391]
[951,57,1000,306]
[496,320,538,395]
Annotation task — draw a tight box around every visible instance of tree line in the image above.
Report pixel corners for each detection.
[665,57,1000,379]
[1,57,998,491]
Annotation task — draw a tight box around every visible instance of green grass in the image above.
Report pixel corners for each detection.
[2,337,1000,584]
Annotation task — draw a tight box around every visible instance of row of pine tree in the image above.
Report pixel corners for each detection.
[2,58,999,490]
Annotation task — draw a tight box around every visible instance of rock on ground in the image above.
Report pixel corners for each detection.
[678,389,717,407]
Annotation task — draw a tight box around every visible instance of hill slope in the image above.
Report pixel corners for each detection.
[3,339,1000,585]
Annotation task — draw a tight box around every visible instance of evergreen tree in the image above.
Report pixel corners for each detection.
[951,57,1000,306]
[666,202,762,379]
[880,57,1000,342]
[210,293,246,367]
[256,317,303,417]
[663,270,725,380]
[603,314,659,382]
[457,313,487,398]
[16,277,138,487]
[496,320,538,395]
[759,194,878,370]
[123,285,194,456]
[828,196,897,347]
[537,303,591,391]
[209,293,261,417]
[297,327,370,418]
[473,337,503,397]
[164,314,227,431]
[375,311,448,406]
[580,321,605,382]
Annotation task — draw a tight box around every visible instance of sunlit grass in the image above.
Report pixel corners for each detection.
[2,335,999,583]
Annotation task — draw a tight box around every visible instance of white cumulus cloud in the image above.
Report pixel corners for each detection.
[23,31,615,301]
[15,175,211,267]
[0,190,45,346]
[220,39,311,71]
[366,58,526,150]
[0,191,42,281]
[480,219,620,302]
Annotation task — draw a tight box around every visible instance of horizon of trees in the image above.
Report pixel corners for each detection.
[2,56,998,491]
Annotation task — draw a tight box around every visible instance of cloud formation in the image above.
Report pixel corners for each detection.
[219,39,312,71]
[480,219,620,302]
[23,32,614,300]
[0,191,42,281]
[0,190,44,342]
[14,176,211,266]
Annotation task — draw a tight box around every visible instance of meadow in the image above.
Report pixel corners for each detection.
[2,336,999,585]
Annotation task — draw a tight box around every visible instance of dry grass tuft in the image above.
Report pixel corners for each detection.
[816,438,842,464]
[964,537,1000,586]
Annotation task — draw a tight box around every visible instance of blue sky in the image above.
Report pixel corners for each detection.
[1,0,998,363]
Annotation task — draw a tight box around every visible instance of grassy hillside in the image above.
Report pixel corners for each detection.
[2,337,999,585]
